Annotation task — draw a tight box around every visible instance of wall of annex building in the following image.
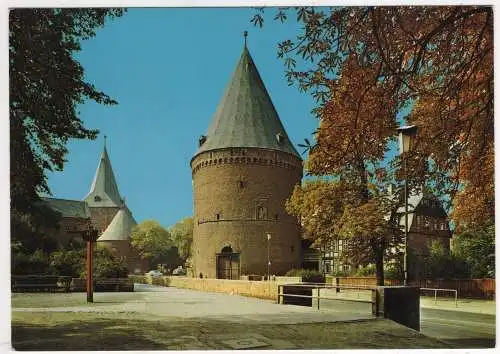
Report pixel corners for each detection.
[191,147,303,278]
[88,206,121,235]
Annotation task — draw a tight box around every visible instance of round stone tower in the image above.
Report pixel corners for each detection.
[191,42,302,279]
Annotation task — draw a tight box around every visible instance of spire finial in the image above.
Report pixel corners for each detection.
[104,135,107,149]
[243,30,248,47]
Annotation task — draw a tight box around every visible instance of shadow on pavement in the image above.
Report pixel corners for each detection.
[439,338,495,349]
[12,319,170,351]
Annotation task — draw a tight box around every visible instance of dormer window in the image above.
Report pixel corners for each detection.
[199,135,207,147]
[94,195,101,202]
[276,133,284,144]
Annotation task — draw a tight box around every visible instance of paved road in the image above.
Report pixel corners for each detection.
[421,308,495,348]
[135,285,497,348]
[13,284,374,325]
[132,283,375,324]
[314,294,495,349]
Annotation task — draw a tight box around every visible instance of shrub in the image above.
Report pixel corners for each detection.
[49,249,84,277]
[80,248,129,278]
[384,264,402,280]
[12,249,52,275]
[353,264,376,276]
[285,268,325,283]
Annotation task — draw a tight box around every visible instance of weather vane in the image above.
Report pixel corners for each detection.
[244,30,248,47]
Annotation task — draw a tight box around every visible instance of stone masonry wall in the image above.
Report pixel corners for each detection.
[191,147,303,279]
[134,276,302,300]
[88,206,121,235]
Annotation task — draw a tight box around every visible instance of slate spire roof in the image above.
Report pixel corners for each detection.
[195,44,300,158]
[84,140,123,207]
[97,206,137,242]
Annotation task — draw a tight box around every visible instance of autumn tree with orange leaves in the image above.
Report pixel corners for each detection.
[256,6,493,284]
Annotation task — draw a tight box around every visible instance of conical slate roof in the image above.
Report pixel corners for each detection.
[84,144,123,207]
[97,207,137,241]
[194,46,300,158]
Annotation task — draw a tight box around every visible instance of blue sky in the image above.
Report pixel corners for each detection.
[46,8,320,228]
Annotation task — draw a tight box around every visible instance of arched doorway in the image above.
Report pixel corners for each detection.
[216,246,240,279]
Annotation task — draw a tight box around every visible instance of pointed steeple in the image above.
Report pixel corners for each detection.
[84,139,123,207]
[97,206,137,241]
[195,42,300,158]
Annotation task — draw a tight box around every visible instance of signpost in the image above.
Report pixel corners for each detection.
[82,225,99,303]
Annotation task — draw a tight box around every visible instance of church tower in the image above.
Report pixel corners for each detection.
[84,139,147,274]
[84,138,124,234]
[191,39,302,279]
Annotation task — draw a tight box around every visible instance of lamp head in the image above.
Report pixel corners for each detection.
[397,125,418,153]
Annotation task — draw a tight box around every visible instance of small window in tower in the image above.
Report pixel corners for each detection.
[274,213,278,220]
[94,196,101,202]
[256,206,267,220]
[199,135,207,147]
[290,245,295,253]
[276,133,284,143]
[210,152,213,159]
[239,180,245,189]
[216,213,220,220]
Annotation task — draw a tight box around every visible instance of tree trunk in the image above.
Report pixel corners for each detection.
[372,239,385,286]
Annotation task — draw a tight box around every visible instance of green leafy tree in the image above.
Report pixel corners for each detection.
[169,217,194,262]
[286,178,403,285]
[452,223,495,278]
[425,240,449,279]
[10,8,124,241]
[131,220,173,268]
[418,240,469,279]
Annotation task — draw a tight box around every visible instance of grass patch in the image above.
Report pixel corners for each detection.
[12,311,451,350]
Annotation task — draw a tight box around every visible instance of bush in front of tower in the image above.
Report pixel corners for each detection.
[80,247,128,279]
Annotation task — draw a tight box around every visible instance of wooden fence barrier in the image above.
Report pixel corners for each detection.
[331,277,495,299]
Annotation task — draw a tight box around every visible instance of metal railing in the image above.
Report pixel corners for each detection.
[277,283,376,311]
[11,275,72,292]
[421,287,458,307]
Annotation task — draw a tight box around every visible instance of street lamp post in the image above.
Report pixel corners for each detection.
[266,232,271,281]
[397,125,418,286]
